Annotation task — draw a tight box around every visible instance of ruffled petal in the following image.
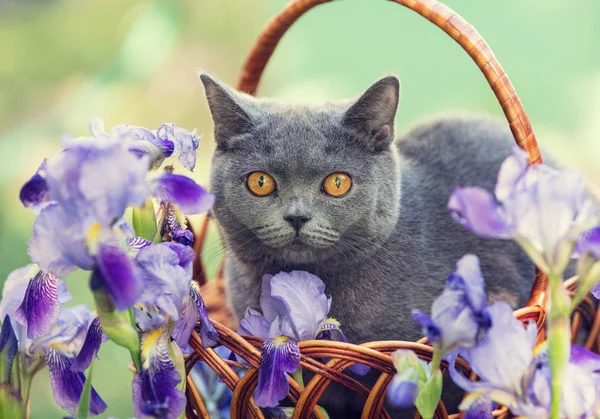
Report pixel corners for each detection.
[46,141,150,225]
[134,329,185,419]
[96,240,142,310]
[238,308,270,339]
[460,303,534,392]
[156,124,199,170]
[71,318,107,372]
[44,348,107,416]
[267,271,330,341]
[0,264,37,323]
[161,242,195,273]
[387,374,418,408]
[191,285,218,347]
[171,296,197,350]
[148,173,215,215]
[255,337,301,408]
[28,204,91,276]
[494,146,529,202]
[15,271,61,339]
[448,187,513,239]
[33,305,94,355]
[20,159,51,210]
[135,243,190,319]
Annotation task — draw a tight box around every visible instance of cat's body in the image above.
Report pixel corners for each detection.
[221,115,535,343]
[201,74,535,415]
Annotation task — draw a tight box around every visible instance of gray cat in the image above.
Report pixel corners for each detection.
[200,74,535,415]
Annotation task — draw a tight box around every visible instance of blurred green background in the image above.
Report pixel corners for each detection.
[0,0,598,417]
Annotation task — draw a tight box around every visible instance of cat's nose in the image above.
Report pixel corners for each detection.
[284,215,310,232]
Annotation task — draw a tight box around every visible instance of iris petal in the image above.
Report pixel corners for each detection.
[20,159,50,210]
[134,329,185,419]
[238,308,270,339]
[171,296,198,350]
[569,344,600,372]
[0,315,18,383]
[15,271,61,339]
[575,226,600,259]
[44,348,107,416]
[136,243,189,319]
[267,271,330,341]
[463,396,494,419]
[255,337,301,408]
[0,264,37,323]
[96,241,142,310]
[494,146,529,203]
[411,310,441,344]
[149,173,214,215]
[71,318,107,373]
[191,285,218,347]
[386,374,418,408]
[448,187,512,239]
[29,204,91,276]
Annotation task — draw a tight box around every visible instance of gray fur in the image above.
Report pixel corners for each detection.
[201,74,535,414]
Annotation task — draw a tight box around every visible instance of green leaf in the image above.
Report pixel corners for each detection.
[415,369,443,419]
[168,342,186,419]
[132,199,157,241]
[316,406,330,419]
[0,385,23,419]
[76,359,95,419]
[92,290,141,371]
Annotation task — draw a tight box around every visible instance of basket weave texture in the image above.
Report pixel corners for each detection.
[184,1,600,418]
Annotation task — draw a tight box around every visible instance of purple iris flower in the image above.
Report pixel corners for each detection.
[386,350,426,408]
[575,226,600,298]
[134,242,218,349]
[412,254,491,354]
[21,135,214,309]
[132,326,186,419]
[88,116,175,165]
[156,122,201,172]
[8,305,106,416]
[448,302,600,418]
[0,264,71,340]
[448,147,599,274]
[237,271,367,408]
[1,264,107,416]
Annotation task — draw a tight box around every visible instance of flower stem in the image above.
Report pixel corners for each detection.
[429,350,442,375]
[547,273,571,419]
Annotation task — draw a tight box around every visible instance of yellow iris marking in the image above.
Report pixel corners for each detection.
[86,221,102,255]
[273,336,290,346]
[141,327,165,363]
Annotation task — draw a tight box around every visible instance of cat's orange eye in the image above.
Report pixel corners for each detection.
[322,173,352,197]
[247,171,276,197]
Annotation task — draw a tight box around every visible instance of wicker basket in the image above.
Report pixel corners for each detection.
[184,1,600,418]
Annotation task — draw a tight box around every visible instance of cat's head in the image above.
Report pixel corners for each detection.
[201,74,402,265]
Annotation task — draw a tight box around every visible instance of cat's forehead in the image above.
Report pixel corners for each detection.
[247,109,355,173]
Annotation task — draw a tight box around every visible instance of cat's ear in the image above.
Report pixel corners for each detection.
[200,73,254,149]
[342,76,400,152]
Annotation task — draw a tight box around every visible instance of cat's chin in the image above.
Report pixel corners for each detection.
[272,239,331,264]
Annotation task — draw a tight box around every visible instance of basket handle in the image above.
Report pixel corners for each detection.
[236,0,547,307]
